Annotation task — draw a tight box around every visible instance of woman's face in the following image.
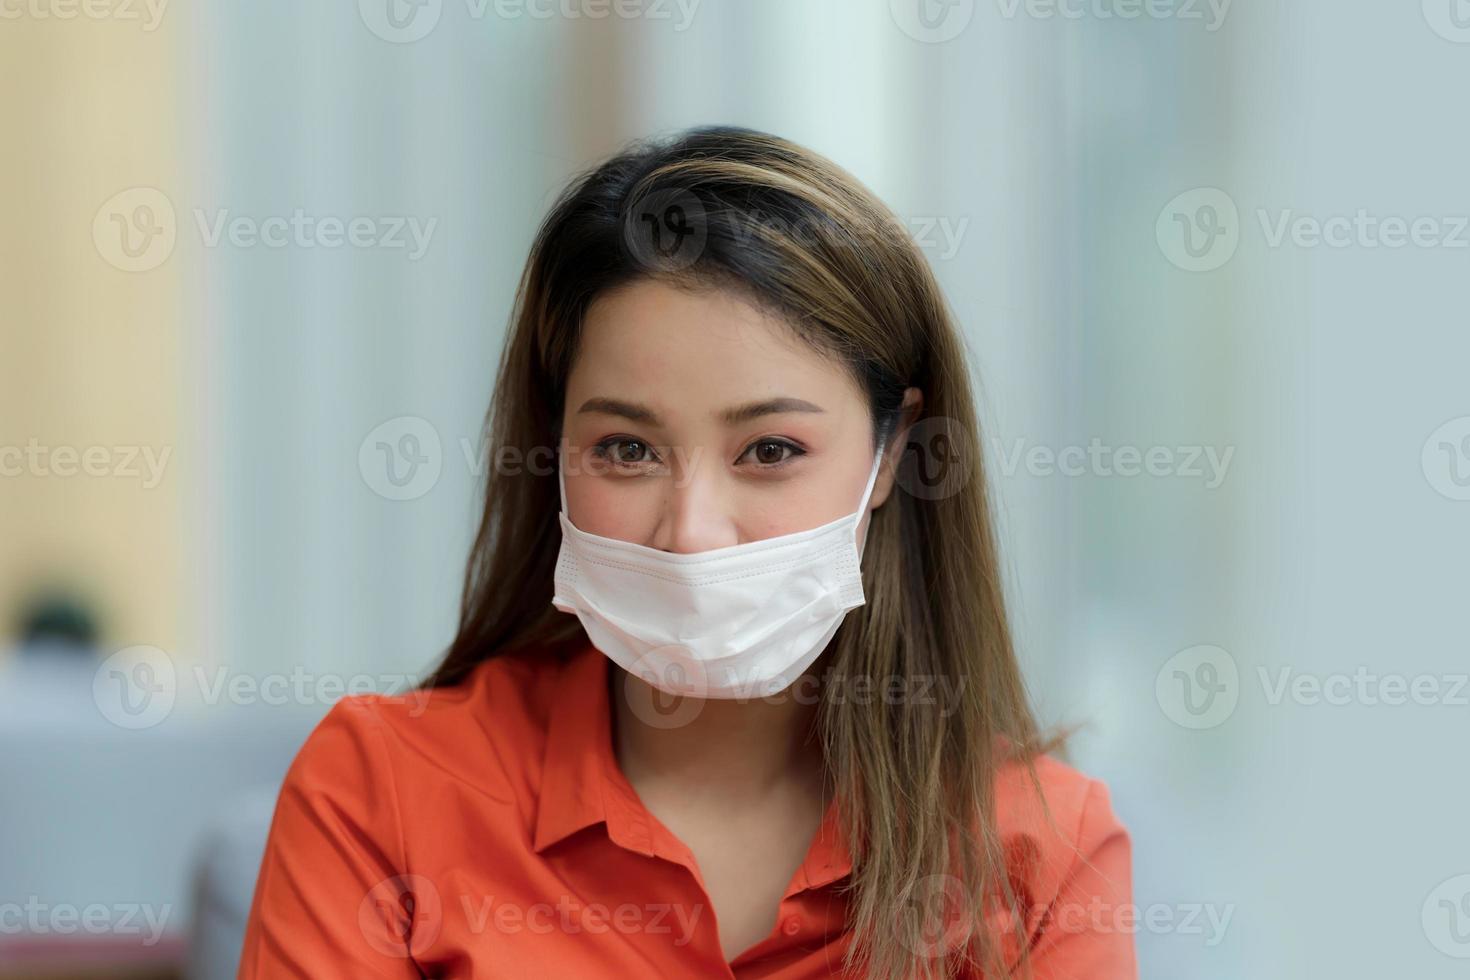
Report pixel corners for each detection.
[560,279,902,552]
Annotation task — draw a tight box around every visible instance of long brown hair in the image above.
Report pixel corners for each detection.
[427,126,1051,979]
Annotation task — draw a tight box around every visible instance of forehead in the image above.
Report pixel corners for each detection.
[567,280,865,422]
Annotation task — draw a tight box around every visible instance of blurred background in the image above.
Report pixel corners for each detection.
[2,0,1468,977]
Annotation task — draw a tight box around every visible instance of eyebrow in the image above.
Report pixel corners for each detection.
[575,396,826,427]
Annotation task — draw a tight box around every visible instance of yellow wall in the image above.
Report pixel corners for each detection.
[0,9,182,654]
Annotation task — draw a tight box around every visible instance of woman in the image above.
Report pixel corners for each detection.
[238,126,1134,979]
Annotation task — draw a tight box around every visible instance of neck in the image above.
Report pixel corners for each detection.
[610,663,828,805]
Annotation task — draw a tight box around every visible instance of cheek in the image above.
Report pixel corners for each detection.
[743,495,836,537]
[562,467,657,541]
[730,463,874,538]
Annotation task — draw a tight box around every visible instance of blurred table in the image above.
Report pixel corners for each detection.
[0,648,319,978]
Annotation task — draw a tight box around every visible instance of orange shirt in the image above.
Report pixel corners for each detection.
[238,639,1135,978]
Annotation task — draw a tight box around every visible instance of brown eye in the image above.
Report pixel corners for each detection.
[753,441,787,465]
[614,439,650,464]
[591,437,659,469]
[741,439,803,467]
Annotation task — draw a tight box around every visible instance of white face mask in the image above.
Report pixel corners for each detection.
[551,439,886,699]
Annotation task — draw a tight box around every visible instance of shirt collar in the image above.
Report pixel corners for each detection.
[531,640,853,891]
[532,639,651,855]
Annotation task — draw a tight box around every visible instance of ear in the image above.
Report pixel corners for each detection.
[868,387,924,510]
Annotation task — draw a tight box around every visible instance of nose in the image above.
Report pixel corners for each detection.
[650,462,740,554]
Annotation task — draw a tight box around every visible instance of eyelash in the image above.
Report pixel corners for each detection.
[589,436,807,471]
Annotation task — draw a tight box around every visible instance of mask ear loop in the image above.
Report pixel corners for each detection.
[854,435,889,560]
[557,443,569,518]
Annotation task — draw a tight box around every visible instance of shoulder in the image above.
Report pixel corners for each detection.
[243,652,564,977]
[991,753,1135,972]
[995,752,1128,855]
[284,647,566,807]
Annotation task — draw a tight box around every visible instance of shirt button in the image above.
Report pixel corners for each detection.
[782,915,802,936]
